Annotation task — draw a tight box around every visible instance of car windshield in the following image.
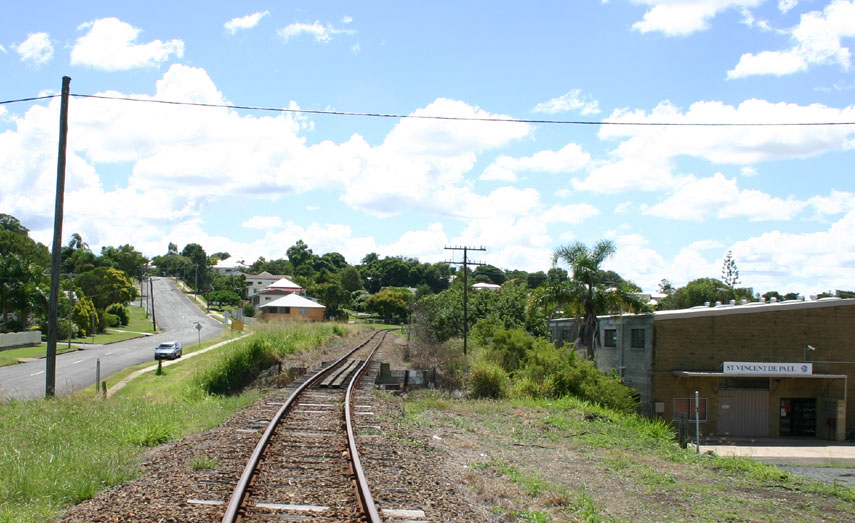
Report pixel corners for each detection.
[157,344,175,350]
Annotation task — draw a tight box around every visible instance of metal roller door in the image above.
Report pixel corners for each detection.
[717,389,769,437]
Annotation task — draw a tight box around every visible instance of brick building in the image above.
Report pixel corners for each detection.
[549,298,855,441]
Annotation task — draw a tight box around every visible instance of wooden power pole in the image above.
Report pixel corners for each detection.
[46,76,71,397]
[444,245,486,355]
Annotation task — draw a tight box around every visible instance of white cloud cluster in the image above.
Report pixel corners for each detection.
[481,143,591,181]
[224,11,270,34]
[14,32,53,66]
[630,0,763,36]
[532,89,600,115]
[71,18,184,71]
[573,98,855,194]
[642,172,806,221]
[278,21,355,44]
[729,0,855,78]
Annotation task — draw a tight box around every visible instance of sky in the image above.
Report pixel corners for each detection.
[1,0,854,296]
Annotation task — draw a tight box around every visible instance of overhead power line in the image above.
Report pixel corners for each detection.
[1,92,854,127]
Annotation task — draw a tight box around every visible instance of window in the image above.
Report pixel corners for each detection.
[299,308,309,315]
[673,398,707,422]
[630,328,645,349]
[603,329,617,347]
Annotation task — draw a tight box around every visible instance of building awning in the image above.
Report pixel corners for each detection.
[671,371,847,379]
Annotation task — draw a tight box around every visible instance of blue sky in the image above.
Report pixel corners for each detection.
[2,1,854,295]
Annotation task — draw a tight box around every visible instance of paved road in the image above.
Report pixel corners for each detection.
[0,277,226,400]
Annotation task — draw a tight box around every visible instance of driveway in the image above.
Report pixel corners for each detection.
[0,277,225,400]
[700,437,855,486]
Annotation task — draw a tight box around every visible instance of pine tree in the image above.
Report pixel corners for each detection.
[721,251,740,289]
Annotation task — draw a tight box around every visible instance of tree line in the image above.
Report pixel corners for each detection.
[1,214,142,337]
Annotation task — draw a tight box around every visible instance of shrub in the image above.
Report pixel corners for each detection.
[105,303,129,326]
[242,303,256,318]
[468,360,508,399]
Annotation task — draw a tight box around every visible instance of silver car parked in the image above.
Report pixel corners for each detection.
[154,341,183,360]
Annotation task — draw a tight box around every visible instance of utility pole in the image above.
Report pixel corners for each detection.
[67,273,73,351]
[149,277,157,332]
[444,245,486,355]
[46,76,71,398]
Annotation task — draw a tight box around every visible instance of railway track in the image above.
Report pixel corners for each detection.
[220,330,387,522]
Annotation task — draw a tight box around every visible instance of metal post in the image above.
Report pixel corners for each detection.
[95,358,100,396]
[46,76,71,397]
[695,390,701,454]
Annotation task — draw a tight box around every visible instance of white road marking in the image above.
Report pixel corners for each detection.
[30,370,45,376]
[72,360,83,365]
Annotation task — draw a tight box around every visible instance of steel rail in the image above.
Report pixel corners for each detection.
[221,330,383,523]
[345,331,386,523]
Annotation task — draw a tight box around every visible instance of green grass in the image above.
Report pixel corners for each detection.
[404,391,855,520]
[0,322,360,522]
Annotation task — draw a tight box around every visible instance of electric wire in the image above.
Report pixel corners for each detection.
[2,92,854,127]
[0,94,60,105]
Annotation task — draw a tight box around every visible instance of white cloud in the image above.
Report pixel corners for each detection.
[728,0,855,78]
[278,21,355,44]
[807,190,855,216]
[741,166,758,176]
[532,89,601,115]
[643,172,806,221]
[573,98,855,193]
[630,0,763,36]
[224,11,270,34]
[14,33,53,66]
[242,216,284,229]
[540,203,601,224]
[481,143,590,181]
[71,18,184,71]
[728,50,807,77]
[730,210,855,293]
[779,0,798,13]
[0,44,6,53]
[688,239,725,250]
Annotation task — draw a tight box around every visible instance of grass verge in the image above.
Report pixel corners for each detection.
[0,321,356,522]
[404,391,855,521]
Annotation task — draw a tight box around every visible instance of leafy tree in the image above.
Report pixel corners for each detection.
[286,240,314,269]
[473,264,506,284]
[528,240,648,357]
[100,244,149,281]
[206,289,242,307]
[0,217,50,331]
[180,243,211,292]
[308,281,351,320]
[364,288,413,322]
[360,252,379,265]
[657,278,730,310]
[658,279,674,295]
[72,297,97,337]
[526,271,547,289]
[547,267,568,282]
[340,266,363,293]
[75,266,138,310]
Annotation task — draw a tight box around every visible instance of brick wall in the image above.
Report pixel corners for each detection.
[652,301,855,438]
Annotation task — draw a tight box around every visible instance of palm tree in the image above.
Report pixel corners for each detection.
[530,239,648,358]
[67,232,89,252]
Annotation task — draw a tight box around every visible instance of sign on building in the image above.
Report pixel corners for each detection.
[723,361,813,375]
